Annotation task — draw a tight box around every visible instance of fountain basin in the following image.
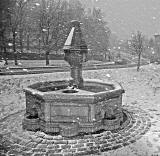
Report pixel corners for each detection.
[22,79,124,137]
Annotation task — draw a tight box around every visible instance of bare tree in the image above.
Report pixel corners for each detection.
[37,0,65,65]
[9,0,29,65]
[82,7,110,60]
[4,0,110,64]
[23,0,38,51]
[18,0,29,53]
[130,31,144,71]
[0,0,14,65]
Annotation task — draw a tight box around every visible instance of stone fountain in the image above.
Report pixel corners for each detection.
[22,20,125,137]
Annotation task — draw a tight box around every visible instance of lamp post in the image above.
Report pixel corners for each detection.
[12,31,18,65]
[108,48,111,61]
[118,46,121,58]
[42,28,50,65]
[38,37,41,55]
[26,32,30,51]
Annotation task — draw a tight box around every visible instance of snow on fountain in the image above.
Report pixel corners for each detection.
[22,20,125,137]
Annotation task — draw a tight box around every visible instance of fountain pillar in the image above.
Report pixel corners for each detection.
[63,20,88,88]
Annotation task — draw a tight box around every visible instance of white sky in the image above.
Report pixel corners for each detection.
[83,0,160,39]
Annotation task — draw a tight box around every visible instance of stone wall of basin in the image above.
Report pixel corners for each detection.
[22,80,124,137]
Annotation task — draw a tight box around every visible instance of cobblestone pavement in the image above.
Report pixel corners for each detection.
[0,106,151,156]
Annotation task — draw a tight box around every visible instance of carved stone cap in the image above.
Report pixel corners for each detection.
[63,20,88,53]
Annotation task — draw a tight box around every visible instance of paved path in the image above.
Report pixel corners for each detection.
[0,60,149,75]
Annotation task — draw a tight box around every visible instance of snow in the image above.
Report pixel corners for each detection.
[42,29,47,32]
[22,68,28,72]
[152,16,156,20]
[35,3,40,6]
[0,64,160,155]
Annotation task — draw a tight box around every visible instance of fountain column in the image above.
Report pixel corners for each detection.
[63,20,88,88]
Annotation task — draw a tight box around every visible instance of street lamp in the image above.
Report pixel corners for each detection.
[108,48,111,61]
[38,38,41,55]
[8,43,13,52]
[117,46,121,58]
[35,3,40,6]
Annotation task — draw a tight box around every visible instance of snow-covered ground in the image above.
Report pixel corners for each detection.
[0,64,160,155]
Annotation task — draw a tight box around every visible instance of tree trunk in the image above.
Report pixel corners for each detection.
[1,32,8,65]
[104,53,107,60]
[137,51,141,71]
[46,51,49,65]
[0,32,3,56]
[0,46,3,56]
[13,31,18,65]
[38,38,41,54]
[27,33,29,50]
[19,28,23,53]
[108,50,111,61]
[3,46,8,65]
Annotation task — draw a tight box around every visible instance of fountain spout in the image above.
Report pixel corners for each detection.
[63,20,88,88]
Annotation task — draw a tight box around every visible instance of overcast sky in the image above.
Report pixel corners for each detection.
[86,0,160,39]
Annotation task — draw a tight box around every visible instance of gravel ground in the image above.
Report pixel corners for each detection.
[0,64,160,155]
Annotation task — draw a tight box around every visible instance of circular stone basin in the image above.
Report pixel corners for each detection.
[30,79,115,93]
[23,79,125,137]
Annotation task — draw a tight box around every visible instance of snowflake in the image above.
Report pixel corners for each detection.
[23,69,28,72]
[106,74,111,78]
[152,16,156,20]
[35,3,40,6]
[42,29,47,32]
[8,43,13,46]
